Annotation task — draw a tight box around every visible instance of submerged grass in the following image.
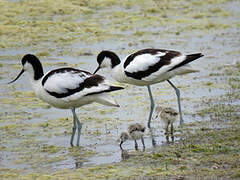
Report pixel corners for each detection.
[0,0,239,56]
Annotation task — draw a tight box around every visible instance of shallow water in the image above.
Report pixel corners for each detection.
[0,0,240,176]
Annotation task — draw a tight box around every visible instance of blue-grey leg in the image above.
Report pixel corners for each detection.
[70,108,77,147]
[75,118,82,147]
[167,80,184,125]
[147,85,155,128]
[71,108,82,146]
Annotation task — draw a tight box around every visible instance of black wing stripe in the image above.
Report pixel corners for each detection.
[45,73,106,98]
[168,53,204,72]
[42,68,91,86]
[85,86,124,96]
[46,83,85,98]
[124,49,172,68]
[124,50,181,80]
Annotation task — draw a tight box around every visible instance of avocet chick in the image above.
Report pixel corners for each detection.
[119,123,145,150]
[154,106,178,135]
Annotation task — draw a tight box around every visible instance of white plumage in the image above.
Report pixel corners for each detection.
[8,54,124,146]
[94,49,204,128]
[125,53,161,73]
[44,72,85,94]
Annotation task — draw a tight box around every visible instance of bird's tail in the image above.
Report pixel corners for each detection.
[94,86,124,107]
[108,86,124,92]
[95,94,120,107]
[169,53,204,72]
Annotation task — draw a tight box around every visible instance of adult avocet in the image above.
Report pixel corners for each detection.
[93,49,204,128]
[8,54,124,146]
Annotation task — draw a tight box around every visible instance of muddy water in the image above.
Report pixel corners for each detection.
[0,0,240,176]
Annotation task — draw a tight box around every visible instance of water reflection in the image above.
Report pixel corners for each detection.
[149,128,157,148]
[121,149,130,160]
[165,133,174,144]
[149,127,175,146]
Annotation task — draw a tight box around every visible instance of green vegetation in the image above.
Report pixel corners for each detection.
[0,0,238,57]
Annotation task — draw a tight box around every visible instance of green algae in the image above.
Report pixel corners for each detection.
[40,144,63,153]
[0,0,238,57]
[1,91,51,109]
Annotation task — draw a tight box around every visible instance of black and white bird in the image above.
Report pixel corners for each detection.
[93,49,204,128]
[119,123,146,150]
[8,54,124,146]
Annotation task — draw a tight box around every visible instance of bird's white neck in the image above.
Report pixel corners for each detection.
[23,62,44,98]
[25,64,36,80]
[111,63,125,83]
[23,60,44,81]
